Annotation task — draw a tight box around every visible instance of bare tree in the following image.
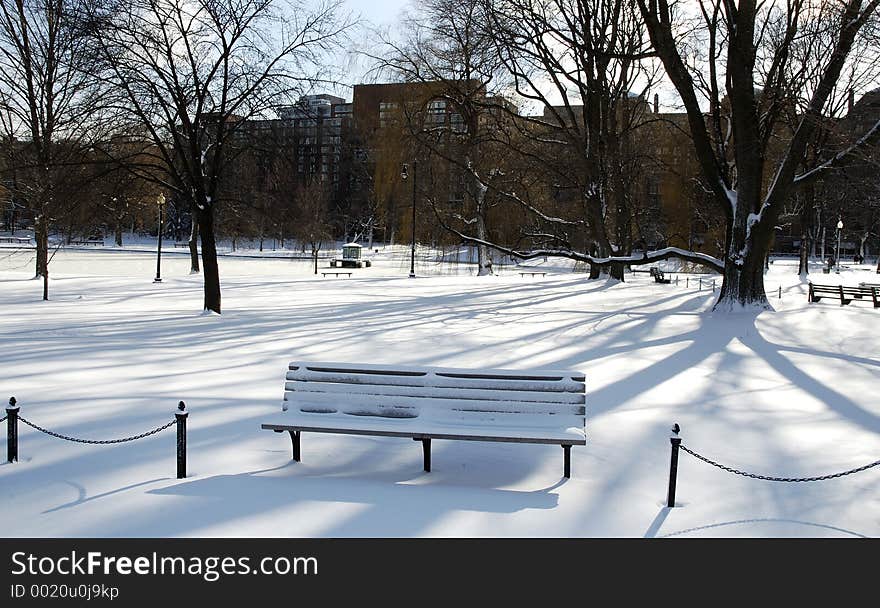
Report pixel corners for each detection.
[468,0,675,279]
[85,0,351,312]
[372,0,509,275]
[293,178,333,274]
[637,0,880,309]
[0,0,109,300]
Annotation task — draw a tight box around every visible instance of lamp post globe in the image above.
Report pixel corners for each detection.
[835,219,843,274]
[154,193,166,283]
[401,163,416,278]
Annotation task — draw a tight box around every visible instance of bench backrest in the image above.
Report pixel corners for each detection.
[282,362,586,431]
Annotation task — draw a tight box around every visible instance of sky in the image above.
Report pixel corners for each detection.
[327,0,677,111]
[312,0,411,100]
[344,0,409,26]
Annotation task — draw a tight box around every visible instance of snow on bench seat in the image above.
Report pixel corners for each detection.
[261,361,586,477]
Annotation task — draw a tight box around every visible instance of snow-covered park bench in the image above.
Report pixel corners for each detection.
[261,362,587,478]
[809,282,879,307]
[650,267,671,284]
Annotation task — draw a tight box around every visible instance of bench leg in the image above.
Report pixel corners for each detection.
[562,445,571,478]
[422,438,431,472]
[288,430,301,462]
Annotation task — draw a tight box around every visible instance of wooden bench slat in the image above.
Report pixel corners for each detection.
[288,362,585,392]
[289,361,584,380]
[283,404,585,429]
[284,380,586,404]
[287,370,585,394]
[283,392,586,416]
[261,418,586,445]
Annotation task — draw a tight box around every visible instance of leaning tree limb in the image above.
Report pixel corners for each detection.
[435,213,725,274]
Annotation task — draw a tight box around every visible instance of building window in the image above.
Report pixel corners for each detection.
[379,102,398,128]
[450,112,466,133]
[427,99,446,125]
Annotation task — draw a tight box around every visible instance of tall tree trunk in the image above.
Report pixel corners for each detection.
[34,213,48,280]
[716,211,772,311]
[475,208,493,276]
[798,234,810,277]
[798,187,814,276]
[475,226,492,275]
[115,219,123,247]
[189,219,200,274]
[197,206,221,313]
[585,196,625,281]
[798,212,811,277]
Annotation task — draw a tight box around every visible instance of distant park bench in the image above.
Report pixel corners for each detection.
[261,362,587,478]
[0,236,30,244]
[321,271,352,278]
[650,267,671,284]
[173,242,190,248]
[519,271,546,277]
[808,282,879,308]
[69,239,103,246]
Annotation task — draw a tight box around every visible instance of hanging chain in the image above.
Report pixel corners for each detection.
[17,416,176,445]
[679,444,880,482]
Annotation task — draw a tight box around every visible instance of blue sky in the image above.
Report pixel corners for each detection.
[312,0,411,99]
[344,0,409,26]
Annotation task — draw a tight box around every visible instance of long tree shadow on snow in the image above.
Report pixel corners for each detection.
[649,512,868,538]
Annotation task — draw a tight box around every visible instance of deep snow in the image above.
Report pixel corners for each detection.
[0,246,877,537]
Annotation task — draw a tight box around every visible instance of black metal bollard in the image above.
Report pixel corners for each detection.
[6,396,18,463]
[176,401,188,479]
[667,423,681,508]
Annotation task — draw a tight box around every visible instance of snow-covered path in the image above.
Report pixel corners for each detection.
[1,251,877,537]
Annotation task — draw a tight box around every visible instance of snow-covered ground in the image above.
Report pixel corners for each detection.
[0,248,877,537]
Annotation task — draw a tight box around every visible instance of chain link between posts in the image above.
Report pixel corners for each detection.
[17,416,176,445]
[679,444,880,482]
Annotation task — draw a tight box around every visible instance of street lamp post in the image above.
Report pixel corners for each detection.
[154,193,166,283]
[401,162,417,278]
[836,218,843,274]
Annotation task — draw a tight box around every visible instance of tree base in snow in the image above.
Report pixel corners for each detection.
[711,296,774,313]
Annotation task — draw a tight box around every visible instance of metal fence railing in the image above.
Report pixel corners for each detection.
[4,397,189,479]
[665,424,879,507]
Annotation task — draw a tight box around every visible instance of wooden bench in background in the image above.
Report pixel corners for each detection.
[809,282,879,308]
[321,271,352,278]
[650,267,671,284]
[262,362,587,478]
[69,239,103,246]
[519,271,546,277]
